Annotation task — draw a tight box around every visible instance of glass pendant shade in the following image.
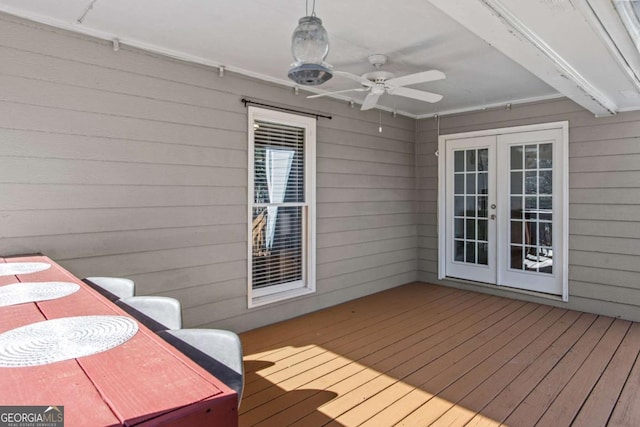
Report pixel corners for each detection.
[291,16,329,64]
[288,15,333,85]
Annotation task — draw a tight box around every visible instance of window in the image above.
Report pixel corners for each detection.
[247,107,316,307]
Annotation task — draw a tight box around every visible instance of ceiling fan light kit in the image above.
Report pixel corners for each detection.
[288,62,332,86]
[288,14,333,85]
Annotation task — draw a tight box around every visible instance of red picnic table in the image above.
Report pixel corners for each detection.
[0,254,238,426]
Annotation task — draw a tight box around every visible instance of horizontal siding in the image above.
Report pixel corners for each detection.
[417,97,640,322]
[0,184,246,210]
[0,13,416,332]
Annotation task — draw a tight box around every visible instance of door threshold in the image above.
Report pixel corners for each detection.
[443,276,566,303]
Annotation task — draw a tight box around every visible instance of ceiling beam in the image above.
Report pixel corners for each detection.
[574,0,640,94]
[427,0,617,117]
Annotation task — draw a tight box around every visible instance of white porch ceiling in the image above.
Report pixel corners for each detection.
[1,0,639,118]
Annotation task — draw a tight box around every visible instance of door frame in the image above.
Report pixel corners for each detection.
[437,121,569,301]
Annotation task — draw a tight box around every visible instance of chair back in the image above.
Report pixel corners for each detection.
[117,296,182,331]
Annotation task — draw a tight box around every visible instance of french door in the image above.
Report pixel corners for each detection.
[440,123,567,298]
[444,136,497,284]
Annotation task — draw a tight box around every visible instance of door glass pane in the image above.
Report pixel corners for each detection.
[455,219,464,239]
[524,247,538,272]
[478,173,488,195]
[478,149,489,171]
[478,243,488,265]
[455,196,464,216]
[466,219,476,240]
[466,174,476,194]
[511,172,522,194]
[511,221,522,244]
[539,143,552,168]
[466,151,476,172]
[511,196,523,219]
[455,240,464,261]
[466,241,476,263]
[511,245,523,270]
[478,219,488,241]
[524,246,552,273]
[466,196,476,216]
[525,222,537,246]
[525,171,537,194]
[525,145,537,169]
[509,143,553,275]
[455,174,464,194]
[455,151,465,172]
[539,222,552,247]
[525,196,537,210]
[478,196,488,218]
[525,197,538,220]
[540,170,552,194]
[511,146,523,170]
[539,247,553,274]
[539,196,552,221]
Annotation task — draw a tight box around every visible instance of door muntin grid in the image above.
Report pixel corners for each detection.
[509,143,553,274]
[453,148,489,266]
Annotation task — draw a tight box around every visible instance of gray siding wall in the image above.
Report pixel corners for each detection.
[0,14,417,332]
[417,98,640,321]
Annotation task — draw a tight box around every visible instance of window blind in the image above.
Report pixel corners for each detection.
[251,120,306,289]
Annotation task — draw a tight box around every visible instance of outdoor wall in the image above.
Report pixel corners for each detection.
[417,98,640,322]
[0,13,417,332]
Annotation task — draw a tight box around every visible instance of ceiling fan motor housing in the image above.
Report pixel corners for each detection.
[363,70,395,83]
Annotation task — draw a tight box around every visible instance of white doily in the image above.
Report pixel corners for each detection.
[0,315,139,367]
[0,282,80,307]
[0,262,51,277]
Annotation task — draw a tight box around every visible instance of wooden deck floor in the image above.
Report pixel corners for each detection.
[239,283,640,426]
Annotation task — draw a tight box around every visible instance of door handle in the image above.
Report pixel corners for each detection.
[490,214,496,220]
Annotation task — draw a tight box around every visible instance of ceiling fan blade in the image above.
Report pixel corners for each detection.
[391,86,443,103]
[386,70,445,88]
[306,87,369,99]
[361,93,381,110]
[334,70,373,86]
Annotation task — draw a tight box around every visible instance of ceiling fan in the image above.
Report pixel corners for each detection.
[307,54,445,110]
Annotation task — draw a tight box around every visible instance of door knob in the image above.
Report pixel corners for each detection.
[490,214,496,220]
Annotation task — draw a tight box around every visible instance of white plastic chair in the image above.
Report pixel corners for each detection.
[84,277,135,301]
[117,296,182,331]
[158,328,244,405]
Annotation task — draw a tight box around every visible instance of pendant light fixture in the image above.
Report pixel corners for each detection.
[288,0,333,85]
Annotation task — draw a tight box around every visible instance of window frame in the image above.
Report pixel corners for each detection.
[247,106,316,308]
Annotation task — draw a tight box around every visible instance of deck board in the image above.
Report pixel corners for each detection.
[239,283,640,426]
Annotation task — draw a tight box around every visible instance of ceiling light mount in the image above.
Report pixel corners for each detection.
[368,54,388,68]
[288,1,332,86]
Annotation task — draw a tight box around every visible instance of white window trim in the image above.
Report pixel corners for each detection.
[437,121,569,302]
[247,106,316,308]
